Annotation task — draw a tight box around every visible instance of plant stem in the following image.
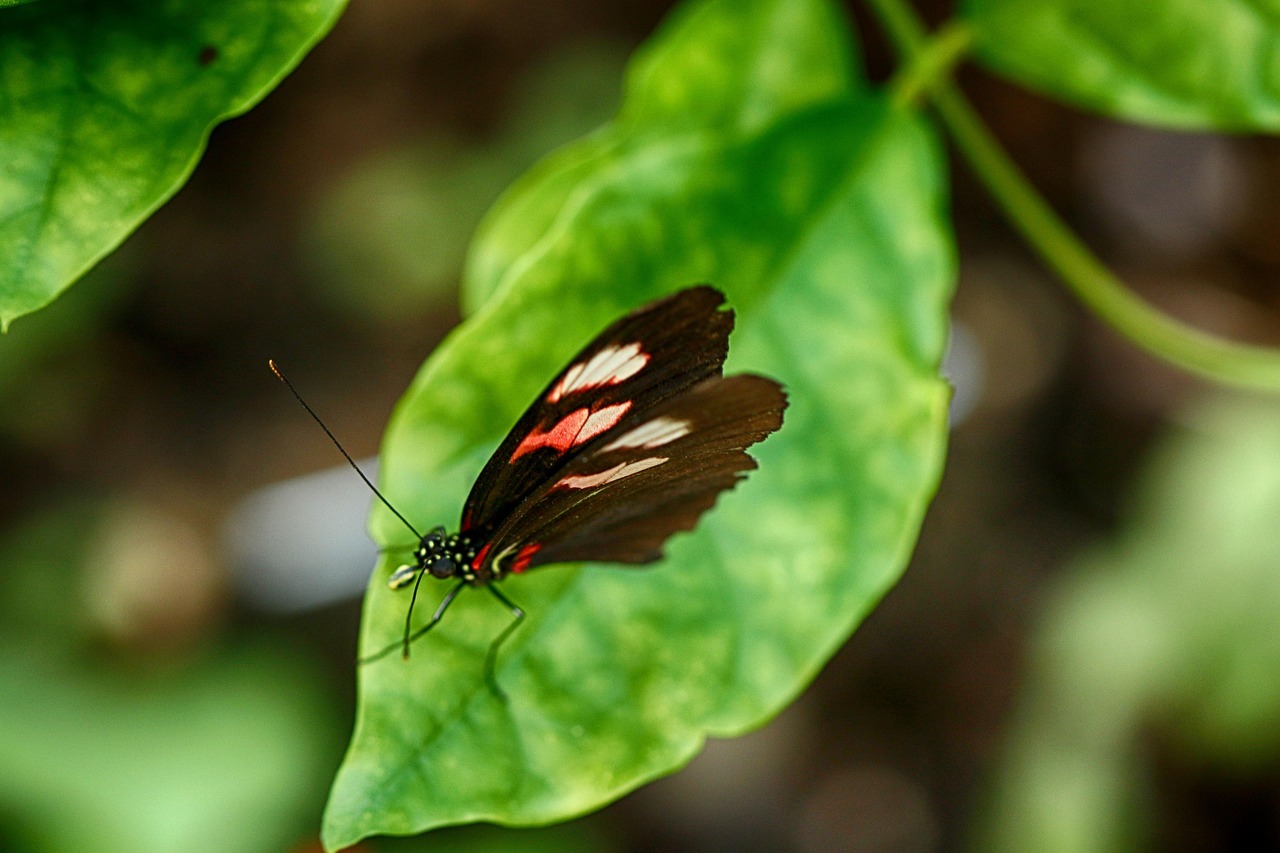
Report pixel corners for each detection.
[866,0,1280,392]
[889,20,972,110]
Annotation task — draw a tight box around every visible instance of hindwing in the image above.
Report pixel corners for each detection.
[460,286,733,536]
[477,373,787,576]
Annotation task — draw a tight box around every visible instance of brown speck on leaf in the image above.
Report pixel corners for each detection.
[198,44,218,66]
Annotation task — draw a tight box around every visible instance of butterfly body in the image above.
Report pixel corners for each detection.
[383,286,785,607]
[276,286,787,682]
[387,521,549,585]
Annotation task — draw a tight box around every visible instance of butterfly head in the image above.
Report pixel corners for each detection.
[387,526,482,588]
[387,526,452,588]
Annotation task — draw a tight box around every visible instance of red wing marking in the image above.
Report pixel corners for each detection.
[510,408,588,461]
[511,542,541,573]
[546,343,649,404]
[471,542,492,572]
[509,402,632,462]
[554,456,669,490]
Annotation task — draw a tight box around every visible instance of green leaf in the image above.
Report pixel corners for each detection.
[0,0,346,329]
[962,0,1280,130]
[323,0,954,848]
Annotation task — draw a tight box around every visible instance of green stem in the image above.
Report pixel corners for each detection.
[865,0,1280,392]
[889,20,973,110]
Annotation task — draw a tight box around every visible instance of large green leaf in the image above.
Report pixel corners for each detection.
[0,0,346,329]
[462,0,861,314]
[323,0,954,847]
[962,0,1280,130]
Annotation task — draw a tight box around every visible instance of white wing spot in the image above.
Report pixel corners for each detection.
[547,343,648,403]
[578,402,632,445]
[555,457,669,490]
[601,417,691,452]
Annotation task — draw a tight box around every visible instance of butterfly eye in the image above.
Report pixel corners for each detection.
[424,525,447,551]
[428,556,456,579]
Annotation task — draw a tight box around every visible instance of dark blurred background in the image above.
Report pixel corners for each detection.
[4,1,1280,851]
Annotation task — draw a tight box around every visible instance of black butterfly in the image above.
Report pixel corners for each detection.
[273,286,786,691]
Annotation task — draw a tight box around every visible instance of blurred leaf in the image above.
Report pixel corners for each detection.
[0,642,338,853]
[0,499,343,853]
[0,0,346,329]
[0,500,101,645]
[980,394,1280,852]
[305,43,628,322]
[962,0,1280,130]
[323,0,953,847]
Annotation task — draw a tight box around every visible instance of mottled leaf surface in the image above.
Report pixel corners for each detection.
[0,0,345,327]
[324,0,954,847]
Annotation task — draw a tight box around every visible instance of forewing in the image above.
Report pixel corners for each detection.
[478,374,787,574]
[461,286,734,534]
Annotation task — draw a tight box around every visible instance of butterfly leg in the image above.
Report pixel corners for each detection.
[358,579,466,665]
[483,584,526,699]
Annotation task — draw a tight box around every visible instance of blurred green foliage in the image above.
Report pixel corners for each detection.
[0,0,345,328]
[323,0,953,847]
[980,395,1280,852]
[963,0,1280,130]
[4,0,1273,848]
[0,247,136,455]
[0,500,343,853]
[305,43,629,322]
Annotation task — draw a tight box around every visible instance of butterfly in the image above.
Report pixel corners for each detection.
[272,286,786,692]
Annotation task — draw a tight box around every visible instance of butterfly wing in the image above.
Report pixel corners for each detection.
[460,286,734,536]
[477,372,787,575]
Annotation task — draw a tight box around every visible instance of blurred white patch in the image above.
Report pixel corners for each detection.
[85,501,224,650]
[942,319,984,428]
[224,459,380,613]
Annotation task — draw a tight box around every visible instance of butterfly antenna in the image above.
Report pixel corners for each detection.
[269,359,423,540]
